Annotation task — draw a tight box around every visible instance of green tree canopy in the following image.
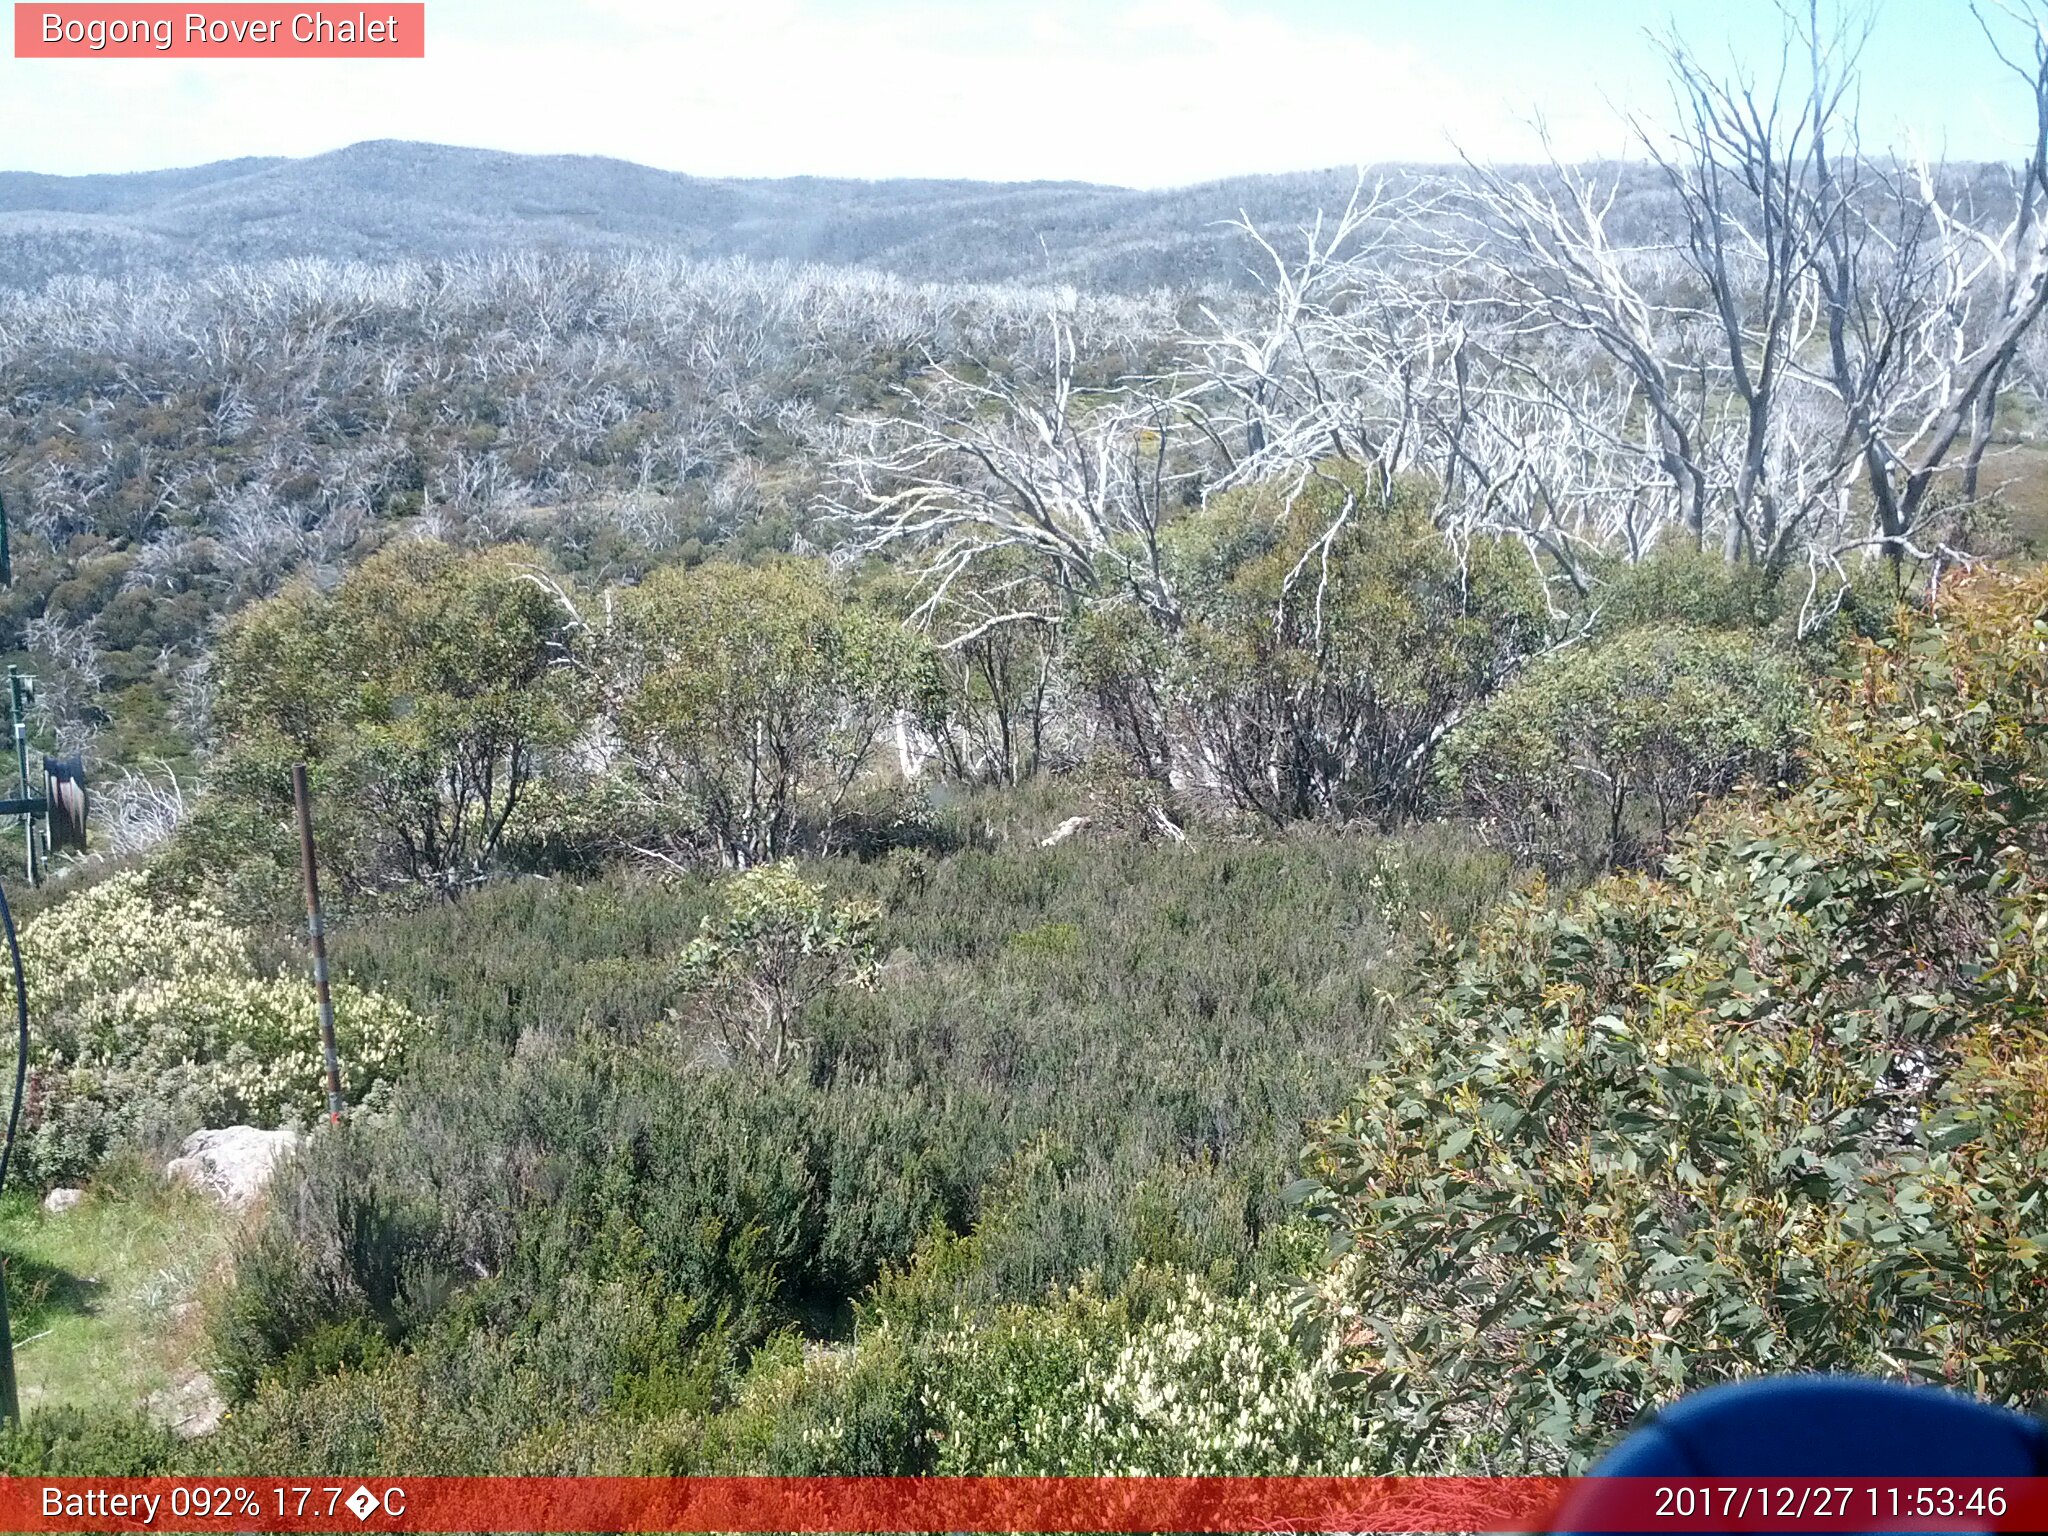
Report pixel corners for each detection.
[604,559,942,866]
[214,540,583,895]
[1440,626,1814,870]
[1095,476,1551,823]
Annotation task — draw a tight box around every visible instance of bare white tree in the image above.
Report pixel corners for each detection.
[1173,2,2048,583]
[827,314,1188,628]
[1451,1,2048,568]
[97,762,188,858]
[22,612,103,754]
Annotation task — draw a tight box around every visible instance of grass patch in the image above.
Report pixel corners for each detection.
[0,1171,238,1427]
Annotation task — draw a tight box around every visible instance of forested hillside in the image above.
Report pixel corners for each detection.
[7,141,2026,296]
[1,2,2047,1484]
[0,144,1424,291]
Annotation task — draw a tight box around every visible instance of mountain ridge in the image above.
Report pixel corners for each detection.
[0,140,1426,291]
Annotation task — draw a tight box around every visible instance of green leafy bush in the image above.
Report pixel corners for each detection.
[916,1272,1372,1474]
[211,540,585,898]
[6,872,418,1182]
[1588,546,1777,632]
[676,862,880,1074]
[1591,545,1901,659]
[1131,477,1550,823]
[1301,567,2048,1472]
[604,559,943,865]
[1440,626,1813,869]
[0,1407,182,1475]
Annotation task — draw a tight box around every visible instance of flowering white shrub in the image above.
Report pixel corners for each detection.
[1,872,419,1181]
[919,1274,1374,1474]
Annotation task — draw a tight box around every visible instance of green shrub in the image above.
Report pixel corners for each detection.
[493,773,682,880]
[1007,921,1081,957]
[627,1329,931,1476]
[1588,546,1902,657]
[1302,567,2048,1472]
[210,1339,591,1476]
[1098,477,1551,823]
[1440,626,1813,870]
[211,1276,731,1475]
[676,862,880,1074]
[211,540,585,897]
[604,559,944,865]
[271,1316,397,1390]
[0,1407,182,1475]
[4,872,418,1183]
[1591,547,1776,632]
[917,1272,1373,1474]
[208,1143,458,1401]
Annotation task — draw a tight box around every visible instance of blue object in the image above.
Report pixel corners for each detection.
[1548,1375,2048,1533]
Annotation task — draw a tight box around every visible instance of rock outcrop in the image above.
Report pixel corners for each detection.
[164,1126,299,1210]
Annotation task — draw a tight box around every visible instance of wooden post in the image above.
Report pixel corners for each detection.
[292,765,347,1125]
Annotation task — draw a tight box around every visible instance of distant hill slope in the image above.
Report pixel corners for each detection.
[0,141,2018,296]
[0,140,1438,291]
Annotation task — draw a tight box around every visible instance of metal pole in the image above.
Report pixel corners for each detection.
[291,764,347,1125]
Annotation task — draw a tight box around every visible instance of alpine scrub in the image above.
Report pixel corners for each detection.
[918,1273,1374,1475]
[1299,566,2048,1472]
[4,871,418,1180]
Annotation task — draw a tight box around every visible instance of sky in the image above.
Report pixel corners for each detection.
[0,0,2035,186]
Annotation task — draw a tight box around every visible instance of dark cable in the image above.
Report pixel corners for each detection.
[0,881,26,1193]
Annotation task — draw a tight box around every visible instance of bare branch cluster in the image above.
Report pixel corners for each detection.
[827,2,2048,632]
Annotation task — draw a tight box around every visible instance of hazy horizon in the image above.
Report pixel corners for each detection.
[0,136,1718,192]
[2,1,2034,188]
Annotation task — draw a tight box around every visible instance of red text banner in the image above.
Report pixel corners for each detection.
[3,1476,2048,1532]
[14,5,424,58]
